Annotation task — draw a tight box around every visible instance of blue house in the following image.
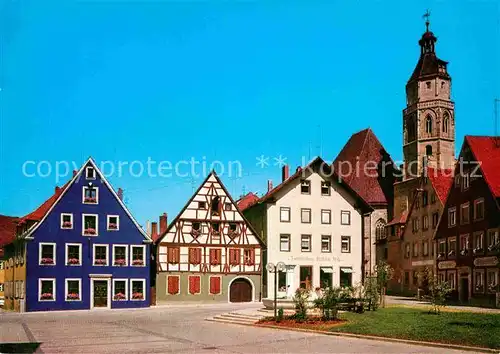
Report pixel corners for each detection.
[20,158,152,311]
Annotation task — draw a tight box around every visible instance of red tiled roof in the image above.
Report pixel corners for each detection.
[18,182,70,224]
[332,128,395,206]
[466,136,500,198]
[426,167,454,203]
[0,215,19,247]
[237,192,260,212]
[386,211,408,226]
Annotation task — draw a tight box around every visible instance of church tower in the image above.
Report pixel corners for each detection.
[402,16,455,179]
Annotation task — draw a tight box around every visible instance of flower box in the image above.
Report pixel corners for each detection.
[132,259,144,266]
[66,293,80,301]
[41,258,54,265]
[108,223,118,230]
[113,293,126,301]
[228,230,239,238]
[62,221,72,228]
[84,197,97,203]
[190,229,201,237]
[41,293,53,300]
[67,258,80,265]
[132,292,144,300]
[94,259,107,266]
[114,259,126,266]
[84,228,96,235]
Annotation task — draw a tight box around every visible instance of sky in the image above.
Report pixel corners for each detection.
[0,0,499,227]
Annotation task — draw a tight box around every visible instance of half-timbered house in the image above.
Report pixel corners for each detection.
[156,172,264,303]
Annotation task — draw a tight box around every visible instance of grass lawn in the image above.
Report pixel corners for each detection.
[331,307,500,349]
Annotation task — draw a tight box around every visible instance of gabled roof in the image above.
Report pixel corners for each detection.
[465,136,500,198]
[236,192,260,212]
[21,158,151,242]
[386,211,408,226]
[426,167,454,203]
[332,128,396,206]
[244,156,372,214]
[0,215,19,248]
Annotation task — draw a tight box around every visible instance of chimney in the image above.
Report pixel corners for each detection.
[117,188,123,201]
[159,213,168,234]
[296,166,301,173]
[151,222,158,240]
[73,170,77,177]
[267,180,273,192]
[55,186,61,193]
[282,165,289,182]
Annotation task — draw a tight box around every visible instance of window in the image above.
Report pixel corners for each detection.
[448,237,456,257]
[341,236,351,253]
[188,247,202,265]
[412,243,418,257]
[425,145,433,156]
[422,215,429,230]
[280,207,291,222]
[211,223,220,236]
[131,279,145,300]
[426,81,431,89]
[278,272,287,292]
[61,213,73,229]
[229,249,241,266]
[454,174,460,188]
[425,115,433,133]
[192,222,201,233]
[93,244,109,266]
[211,196,221,216]
[460,234,470,255]
[473,232,484,253]
[224,202,232,211]
[280,234,290,252]
[320,267,333,289]
[412,218,419,232]
[39,243,56,265]
[301,208,311,223]
[65,279,81,301]
[167,276,180,295]
[209,248,222,265]
[438,240,446,256]
[189,276,201,295]
[321,181,331,196]
[404,271,410,286]
[299,266,313,289]
[300,180,310,194]
[244,249,255,266]
[460,203,470,224]
[415,198,420,210]
[113,245,128,266]
[462,173,470,190]
[412,271,418,286]
[443,112,449,133]
[375,219,386,240]
[422,191,428,206]
[66,243,82,266]
[85,166,96,180]
[82,214,98,236]
[431,193,437,204]
[321,209,331,224]
[432,212,439,228]
[321,235,331,253]
[340,267,353,287]
[423,241,429,256]
[209,276,221,295]
[39,278,55,301]
[113,279,128,301]
[0,284,3,292]
[448,207,456,227]
[301,235,311,252]
[448,272,456,290]
[198,201,206,209]
[340,211,351,225]
[438,272,446,284]
[167,247,180,264]
[107,215,119,231]
[487,269,498,293]
[487,229,499,251]
[131,245,146,266]
[228,224,238,237]
[473,199,484,220]
[83,185,99,204]
[474,270,484,293]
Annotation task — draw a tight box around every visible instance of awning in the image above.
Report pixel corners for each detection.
[340,267,353,273]
[320,267,334,274]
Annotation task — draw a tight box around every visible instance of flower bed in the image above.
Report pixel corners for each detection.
[257,316,346,331]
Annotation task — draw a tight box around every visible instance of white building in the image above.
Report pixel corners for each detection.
[241,157,372,298]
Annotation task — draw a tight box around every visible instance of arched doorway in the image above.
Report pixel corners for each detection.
[229,278,253,303]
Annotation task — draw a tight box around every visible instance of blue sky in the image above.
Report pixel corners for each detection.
[1,1,499,226]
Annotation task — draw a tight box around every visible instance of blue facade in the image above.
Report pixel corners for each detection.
[25,161,151,311]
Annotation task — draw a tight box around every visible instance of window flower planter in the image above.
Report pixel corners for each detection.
[190,229,201,237]
[114,293,126,301]
[84,197,97,203]
[132,259,144,266]
[41,293,53,300]
[66,293,80,301]
[41,258,54,265]
[114,259,126,266]
[108,223,118,230]
[84,228,96,235]
[94,259,107,266]
[67,258,80,265]
[132,292,144,300]
[62,221,72,228]
[228,230,239,239]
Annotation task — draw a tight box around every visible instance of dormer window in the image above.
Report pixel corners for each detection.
[211,197,221,216]
[85,166,96,180]
[301,180,310,194]
[321,181,331,196]
[198,201,206,209]
[83,185,99,204]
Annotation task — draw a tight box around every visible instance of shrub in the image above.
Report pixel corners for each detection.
[374,261,394,307]
[428,276,452,314]
[313,287,342,320]
[277,307,284,323]
[363,276,379,311]
[292,288,310,322]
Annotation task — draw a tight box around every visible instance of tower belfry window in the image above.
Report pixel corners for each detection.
[443,113,449,134]
[426,145,433,156]
[425,115,433,134]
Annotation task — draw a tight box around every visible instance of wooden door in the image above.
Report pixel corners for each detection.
[230,279,252,302]
[93,280,108,308]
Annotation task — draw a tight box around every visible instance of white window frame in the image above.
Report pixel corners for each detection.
[448,207,456,227]
[447,271,456,290]
[82,213,99,236]
[93,244,109,266]
[279,234,290,252]
[300,234,311,252]
[65,243,82,266]
[112,278,129,301]
[474,269,485,293]
[130,245,146,267]
[280,207,291,222]
[460,202,470,225]
[321,209,331,224]
[301,208,311,224]
[473,198,485,221]
[130,278,146,301]
[321,181,331,196]
[487,269,499,293]
[60,213,73,229]
[39,278,56,302]
[39,242,56,266]
[112,244,129,267]
[341,236,351,253]
[321,235,331,253]
[85,166,96,180]
[340,211,351,225]
[65,278,82,302]
[107,215,120,231]
[82,186,99,204]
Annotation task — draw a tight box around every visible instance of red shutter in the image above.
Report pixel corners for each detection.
[168,276,179,295]
[210,249,221,265]
[188,248,202,265]
[210,277,221,294]
[168,247,180,264]
[189,276,200,294]
[229,249,240,266]
[245,249,255,266]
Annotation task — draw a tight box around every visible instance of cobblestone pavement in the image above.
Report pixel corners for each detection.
[0,303,480,353]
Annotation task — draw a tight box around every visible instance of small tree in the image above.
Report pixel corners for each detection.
[417,266,433,297]
[374,261,394,308]
[363,276,380,311]
[428,276,452,314]
[292,288,310,322]
[313,287,342,320]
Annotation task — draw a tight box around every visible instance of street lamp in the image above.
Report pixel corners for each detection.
[266,261,286,320]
